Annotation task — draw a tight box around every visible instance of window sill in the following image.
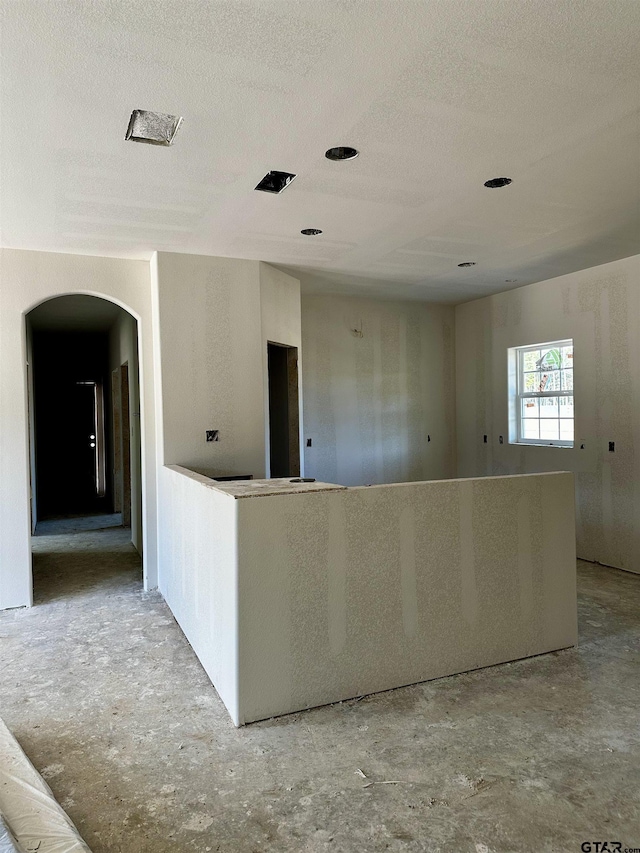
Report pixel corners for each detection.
[510,441,574,449]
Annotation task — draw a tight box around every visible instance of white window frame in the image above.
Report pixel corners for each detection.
[511,339,574,448]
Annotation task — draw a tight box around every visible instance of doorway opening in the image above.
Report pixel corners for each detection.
[26,295,143,600]
[31,330,112,519]
[267,342,300,478]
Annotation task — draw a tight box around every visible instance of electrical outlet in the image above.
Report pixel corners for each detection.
[483,435,488,444]
[206,430,219,442]
[306,438,312,447]
[609,441,615,452]
[427,434,431,442]
[499,435,504,444]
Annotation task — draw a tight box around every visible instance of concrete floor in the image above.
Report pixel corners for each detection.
[0,525,639,853]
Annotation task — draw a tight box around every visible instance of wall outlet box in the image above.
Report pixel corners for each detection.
[609,441,615,452]
[306,438,312,447]
[206,430,219,442]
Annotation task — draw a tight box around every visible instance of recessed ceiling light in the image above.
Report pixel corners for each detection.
[458,262,477,267]
[125,110,183,146]
[254,171,297,194]
[484,177,512,188]
[505,279,518,282]
[325,146,359,161]
[301,228,322,236]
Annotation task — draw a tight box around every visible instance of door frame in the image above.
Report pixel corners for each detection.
[266,341,300,478]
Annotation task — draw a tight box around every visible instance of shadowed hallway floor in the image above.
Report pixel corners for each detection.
[0,525,639,853]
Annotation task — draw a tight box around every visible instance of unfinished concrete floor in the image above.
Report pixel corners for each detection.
[0,524,639,853]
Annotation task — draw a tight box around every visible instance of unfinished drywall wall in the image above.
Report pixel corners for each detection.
[455,254,640,574]
[259,263,303,476]
[301,291,456,485]
[109,311,142,553]
[25,320,37,534]
[158,467,575,726]
[154,253,266,478]
[0,248,158,608]
[158,465,240,723]
[236,472,576,724]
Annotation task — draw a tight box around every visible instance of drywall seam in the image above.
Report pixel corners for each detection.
[150,253,164,467]
[398,314,410,483]
[399,505,418,637]
[327,496,347,656]
[599,288,613,565]
[458,480,477,626]
[149,252,165,589]
[517,493,535,621]
[372,311,385,484]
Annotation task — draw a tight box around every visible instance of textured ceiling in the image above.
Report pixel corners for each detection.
[1,0,639,303]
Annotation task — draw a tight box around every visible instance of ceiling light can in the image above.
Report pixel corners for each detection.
[301,228,322,236]
[458,261,476,267]
[255,171,297,194]
[484,177,512,188]
[325,146,359,161]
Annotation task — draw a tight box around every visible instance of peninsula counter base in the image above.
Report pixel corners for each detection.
[159,468,577,726]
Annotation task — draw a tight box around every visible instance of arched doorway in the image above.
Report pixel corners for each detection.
[26,295,143,601]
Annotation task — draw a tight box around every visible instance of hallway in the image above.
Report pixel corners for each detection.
[32,516,134,605]
[0,528,639,853]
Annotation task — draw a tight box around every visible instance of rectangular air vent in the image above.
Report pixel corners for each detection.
[254,170,296,194]
[125,110,183,146]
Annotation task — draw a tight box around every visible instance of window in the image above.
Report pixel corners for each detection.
[511,340,574,447]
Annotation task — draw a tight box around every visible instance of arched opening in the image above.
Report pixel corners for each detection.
[25,294,143,602]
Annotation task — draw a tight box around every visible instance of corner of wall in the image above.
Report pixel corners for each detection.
[259,263,304,478]
[149,252,164,470]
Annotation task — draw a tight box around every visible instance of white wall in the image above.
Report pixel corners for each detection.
[109,311,143,553]
[455,254,640,574]
[156,466,576,727]
[154,253,266,478]
[301,292,456,486]
[0,248,158,607]
[158,466,240,724]
[259,263,303,476]
[0,248,304,609]
[236,472,576,724]
[25,321,37,534]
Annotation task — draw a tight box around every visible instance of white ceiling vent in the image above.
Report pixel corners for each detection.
[125,110,183,146]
